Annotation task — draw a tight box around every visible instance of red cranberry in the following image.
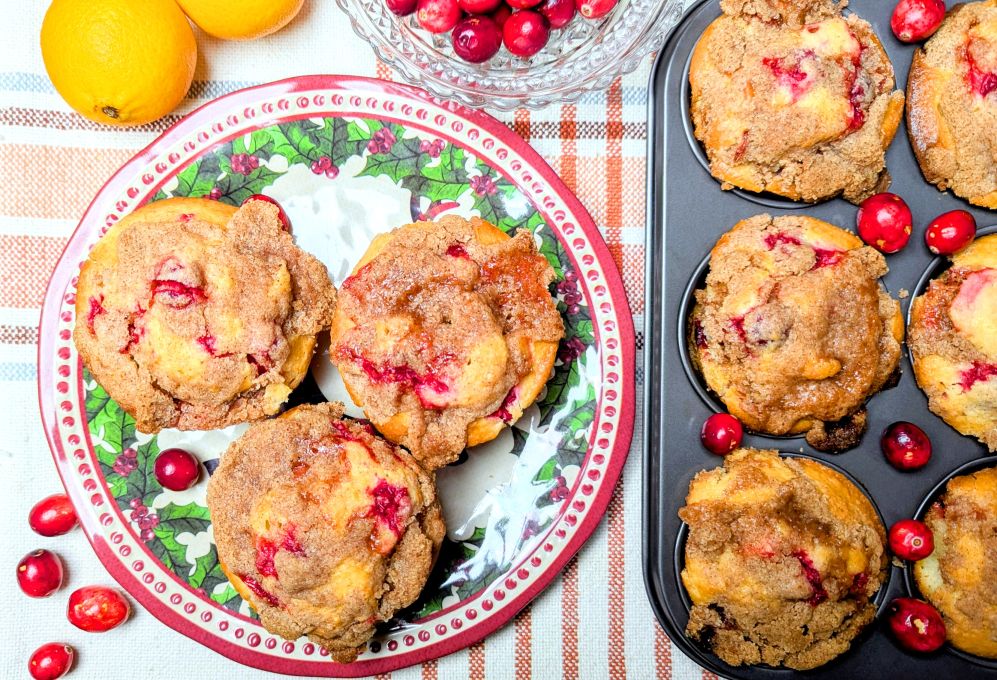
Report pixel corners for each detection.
[28,494,78,537]
[451,16,503,63]
[67,586,130,632]
[416,0,461,33]
[242,194,290,231]
[700,413,744,455]
[576,0,617,19]
[856,192,913,253]
[886,598,947,653]
[458,0,501,11]
[889,519,934,561]
[386,0,418,15]
[16,549,64,598]
[154,448,200,491]
[28,643,74,680]
[540,0,575,27]
[881,421,932,471]
[491,3,512,27]
[503,10,550,57]
[924,209,976,255]
[508,0,542,8]
[891,0,946,42]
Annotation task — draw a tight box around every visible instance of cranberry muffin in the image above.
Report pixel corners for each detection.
[207,402,445,662]
[914,465,997,658]
[689,0,904,203]
[690,214,903,450]
[330,215,564,470]
[74,197,336,433]
[907,0,997,208]
[909,234,997,451]
[680,448,887,670]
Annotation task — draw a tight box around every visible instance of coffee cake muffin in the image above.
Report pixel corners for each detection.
[207,402,445,662]
[689,0,904,203]
[74,197,336,433]
[907,0,997,208]
[680,448,887,670]
[690,214,903,450]
[330,215,564,470]
[909,234,997,451]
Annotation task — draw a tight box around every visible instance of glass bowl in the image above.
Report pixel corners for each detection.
[335,0,685,110]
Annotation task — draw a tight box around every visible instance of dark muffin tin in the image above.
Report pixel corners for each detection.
[643,0,997,678]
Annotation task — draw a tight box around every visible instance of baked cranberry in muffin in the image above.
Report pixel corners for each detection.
[680,448,887,670]
[909,234,997,451]
[74,197,336,433]
[907,0,997,208]
[690,214,903,450]
[690,0,905,203]
[207,402,445,662]
[330,215,564,469]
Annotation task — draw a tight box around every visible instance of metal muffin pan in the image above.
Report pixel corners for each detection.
[643,0,997,678]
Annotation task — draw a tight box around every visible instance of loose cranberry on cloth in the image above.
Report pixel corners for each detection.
[67,586,130,632]
[28,494,78,537]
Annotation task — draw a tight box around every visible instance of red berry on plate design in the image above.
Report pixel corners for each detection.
[540,0,576,28]
[576,0,617,19]
[16,549,65,598]
[700,413,743,455]
[28,643,74,680]
[856,192,913,253]
[154,448,201,491]
[386,0,419,16]
[891,0,946,43]
[452,16,503,63]
[416,0,462,33]
[924,209,976,255]
[28,494,78,537]
[881,421,932,470]
[67,586,130,632]
[886,597,947,653]
[889,519,934,561]
[503,10,550,57]
[241,194,290,231]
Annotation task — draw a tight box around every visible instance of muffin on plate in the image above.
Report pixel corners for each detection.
[680,448,887,670]
[329,215,564,470]
[914,465,997,658]
[74,197,336,433]
[909,234,997,451]
[207,402,445,662]
[689,0,904,203]
[690,214,903,450]
[907,0,997,208]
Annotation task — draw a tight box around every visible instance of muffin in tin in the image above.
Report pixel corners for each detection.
[909,234,997,451]
[689,0,905,203]
[907,0,997,208]
[690,214,903,450]
[329,215,564,470]
[74,197,336,433]
[207,402,445,662]
[680,448,888,670]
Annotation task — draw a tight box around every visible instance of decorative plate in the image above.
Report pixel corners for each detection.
[38,76,635,676]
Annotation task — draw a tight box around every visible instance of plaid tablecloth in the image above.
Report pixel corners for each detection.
[0,1,711,678]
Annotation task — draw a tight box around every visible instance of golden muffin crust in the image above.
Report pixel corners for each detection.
[909,234,997,451]
[907,0,997,208]
[690,214,903,449]
[680,448,887,670]
[690,0,904,203]
[74,197,336,433]
[330,215,564,470]
[207,402,445,662]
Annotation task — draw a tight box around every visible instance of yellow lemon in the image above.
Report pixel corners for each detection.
[175,0,305,40]
[40,0,197,126]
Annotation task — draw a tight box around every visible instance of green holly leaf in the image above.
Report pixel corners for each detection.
[210,584,243,611]
[157,502,212,536]
[533,457,559,484]
[358,135,423,187]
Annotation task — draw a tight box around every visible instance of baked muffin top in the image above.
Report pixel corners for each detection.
[207,402,445,663]
[690,214,903,450]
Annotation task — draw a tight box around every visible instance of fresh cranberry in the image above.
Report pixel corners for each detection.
[924,209,976,255]
[242,194,291,231]
[16,549,64,598]
[154,448,200,491]
[886,598,947,653]
[451,16,503,62]
[889,519,934,561]
[576,0,617,19]
[856,192,913,253]
[28,643,74,680]
[492,4,512,27]
[67,586,130,632]
[508,0,542,8]
[540,0,575,27]
[386,0,418,15]
[28,494,78,537]
[881,422,932,470]
[503,10,550,57]
[700,413,743,455]
[891,0,946,43]
[416,0,462,33]
[458,0,501,12]
[207,187,222,200]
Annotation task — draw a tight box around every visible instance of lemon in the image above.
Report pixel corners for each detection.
[40,0,197,126]
[175,0,305,40]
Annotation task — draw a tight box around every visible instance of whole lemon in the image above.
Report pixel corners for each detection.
[175,0,305,40]
[40,0,197,126]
